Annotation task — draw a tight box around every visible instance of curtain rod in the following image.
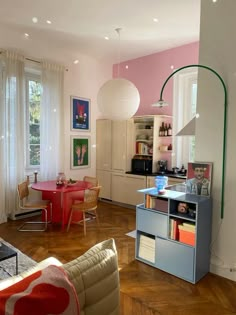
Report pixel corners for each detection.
[0,50,68,71]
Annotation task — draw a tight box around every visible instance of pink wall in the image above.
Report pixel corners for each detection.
[113,42,199,116]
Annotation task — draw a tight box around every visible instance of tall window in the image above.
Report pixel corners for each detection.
[172,69,198,168]
[25,73,41,169]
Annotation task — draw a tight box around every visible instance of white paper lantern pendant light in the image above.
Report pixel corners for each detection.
[97,28,140,120]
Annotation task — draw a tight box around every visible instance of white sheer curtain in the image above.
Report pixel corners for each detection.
[0,51,25,223]
[40,62,64,180]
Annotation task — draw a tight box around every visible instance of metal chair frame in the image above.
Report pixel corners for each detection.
[67,186,101,235]
[17,181,52,232]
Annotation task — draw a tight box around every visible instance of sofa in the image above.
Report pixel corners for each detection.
[0,238,120,315]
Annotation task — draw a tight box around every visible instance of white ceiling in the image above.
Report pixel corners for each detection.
[0,0,201,64]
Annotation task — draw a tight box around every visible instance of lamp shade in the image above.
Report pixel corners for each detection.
[97,78,140,120]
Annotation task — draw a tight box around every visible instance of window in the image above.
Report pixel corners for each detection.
[172,69,198,168]
[25,73,41,169]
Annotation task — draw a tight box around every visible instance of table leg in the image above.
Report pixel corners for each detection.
[16,253,18,275]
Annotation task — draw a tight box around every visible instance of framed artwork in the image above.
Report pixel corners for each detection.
[186,162,213,197]
[71,96,90,131]
[71,136,90,169]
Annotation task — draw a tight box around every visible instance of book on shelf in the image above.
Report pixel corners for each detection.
[179,224,196,233]
[138,234,155,263]
[140,234,155,248]
[169,218,182,240]
[183,222,196,229]
[139,244,155,263]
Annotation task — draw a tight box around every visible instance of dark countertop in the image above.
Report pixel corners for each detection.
[126,171,187,180]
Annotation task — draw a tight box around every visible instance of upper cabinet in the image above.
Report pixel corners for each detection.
[133,115,172,173]
[96,119,112,170]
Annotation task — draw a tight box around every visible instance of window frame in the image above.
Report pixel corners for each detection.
[25,71,41,171]
[172,68,198,168]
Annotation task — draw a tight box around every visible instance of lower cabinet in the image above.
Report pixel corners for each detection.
[96,169,112,200]
[111,173,146,206]
[135,188,212,283]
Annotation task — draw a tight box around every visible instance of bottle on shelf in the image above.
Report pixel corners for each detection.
[167,123,172,136]
[164,124,168,136]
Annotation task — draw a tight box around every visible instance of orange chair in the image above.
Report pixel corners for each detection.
[83,176,98,187]
[17,181,52,232]
[67,186,100,235]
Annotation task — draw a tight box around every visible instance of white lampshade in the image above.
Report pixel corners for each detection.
[97,78,140,120]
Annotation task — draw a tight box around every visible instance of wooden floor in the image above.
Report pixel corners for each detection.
[1,200,236,315]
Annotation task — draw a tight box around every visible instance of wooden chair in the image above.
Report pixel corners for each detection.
[67,186,101,235]
[83,176,98,187]
[17,181,52,232]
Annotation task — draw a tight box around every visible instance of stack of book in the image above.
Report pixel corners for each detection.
[138,234,155,263]
[178,222,196,246]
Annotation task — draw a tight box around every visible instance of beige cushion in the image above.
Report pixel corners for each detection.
[63,238,120,315]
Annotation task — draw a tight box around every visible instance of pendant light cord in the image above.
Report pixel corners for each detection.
[115,28,122,78]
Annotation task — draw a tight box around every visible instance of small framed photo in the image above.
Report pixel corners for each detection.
[71,96,90,131]
[71,136,90,169]
[186,162,213,197]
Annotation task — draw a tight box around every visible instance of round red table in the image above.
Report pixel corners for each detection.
[31,180,93,230]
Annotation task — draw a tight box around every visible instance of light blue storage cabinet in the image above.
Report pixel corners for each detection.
[135,188,212,284]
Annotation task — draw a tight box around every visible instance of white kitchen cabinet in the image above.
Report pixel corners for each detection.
[96,119,112,170]
[111,173,146,206]
[96,169,112,200]
[96,119,135,201]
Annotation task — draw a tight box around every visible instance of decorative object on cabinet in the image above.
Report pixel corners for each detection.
[136,187,212,283]
[70,135,90,169]
[186,162,212,197]
[152,64,227,219]
[71,96,90,131]
[97,28,140,120]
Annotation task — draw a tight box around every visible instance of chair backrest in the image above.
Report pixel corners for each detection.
[84,186,101,207]
[83,176,98,187]
[17,181,29,201]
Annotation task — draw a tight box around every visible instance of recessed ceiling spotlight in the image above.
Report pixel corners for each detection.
[170,65,174,69]
[24,33,30,38]
[32,17,38,23]
[153,18,159,23]
[104,36,109,40]
[46,20,52,24]
[73,60,79,64]
[125,65,129,69]
[212,0,217,2]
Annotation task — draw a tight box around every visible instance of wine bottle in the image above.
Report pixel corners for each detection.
[167,123,172,136]
[164,124,168,136]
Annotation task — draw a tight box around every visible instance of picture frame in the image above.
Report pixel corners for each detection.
[70,135,90,169]
[186,162,213,197]
[71,96,90,131]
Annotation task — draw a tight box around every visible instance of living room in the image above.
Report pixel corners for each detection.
[1,0,236,314]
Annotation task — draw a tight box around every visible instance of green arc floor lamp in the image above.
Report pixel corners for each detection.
[154,64,227,219]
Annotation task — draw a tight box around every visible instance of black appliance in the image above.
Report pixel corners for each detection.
[131,158,152,174]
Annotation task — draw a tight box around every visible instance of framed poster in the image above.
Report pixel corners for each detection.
[71,136,90,169]
[186,162,213,197]
[71,96,90,131]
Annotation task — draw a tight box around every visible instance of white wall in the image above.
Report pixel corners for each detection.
[63,54,111,181]
[197,0,236,280]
